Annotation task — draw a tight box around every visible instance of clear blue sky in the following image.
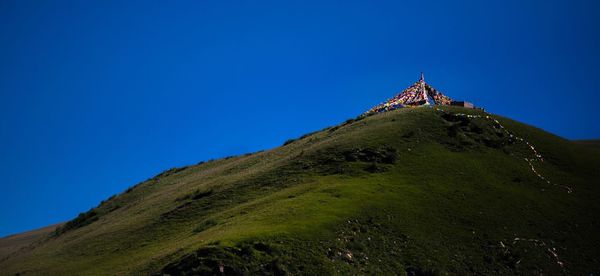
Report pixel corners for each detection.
[1,0,599,237]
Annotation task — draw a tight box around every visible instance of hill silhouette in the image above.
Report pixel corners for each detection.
[1,106,599,275]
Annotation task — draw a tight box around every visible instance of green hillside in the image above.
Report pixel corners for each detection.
[1,106,599,275]
[573,139,600,150]
[0,224,62,262]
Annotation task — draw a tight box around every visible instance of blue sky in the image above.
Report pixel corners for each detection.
[1,0,599,236]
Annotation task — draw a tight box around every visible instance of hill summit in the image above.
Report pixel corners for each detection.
[365,73,473,114]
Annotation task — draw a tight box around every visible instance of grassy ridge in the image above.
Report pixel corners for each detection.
[1,107,599,275]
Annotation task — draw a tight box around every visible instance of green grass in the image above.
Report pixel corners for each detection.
[1,107,599,275]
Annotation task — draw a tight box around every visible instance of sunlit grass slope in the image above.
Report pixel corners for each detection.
[1,107,599,275]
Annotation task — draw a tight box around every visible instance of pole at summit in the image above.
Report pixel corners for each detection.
[420,72,429,104]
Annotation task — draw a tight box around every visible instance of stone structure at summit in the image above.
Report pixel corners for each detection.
[365,73,473,114]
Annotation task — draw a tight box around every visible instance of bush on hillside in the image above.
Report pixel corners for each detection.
[283,138,297,146]
[193,218,218,233]
[53,209,99,236]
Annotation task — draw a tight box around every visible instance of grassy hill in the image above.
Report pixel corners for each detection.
[1,106,599,275]
[573,139,600,150]
[0,224,62,262]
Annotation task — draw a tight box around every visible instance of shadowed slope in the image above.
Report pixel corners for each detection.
[573,139,600,150]
[1,107,599,275]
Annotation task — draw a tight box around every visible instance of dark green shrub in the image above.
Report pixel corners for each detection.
[342,118,355,126]
[283,139,296,146]
[155,166,188,179]
[54,209,99,236]
[343,147,397,164]
[192,189,214,200]
[193,218,218,233]
[176,189,214,202]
